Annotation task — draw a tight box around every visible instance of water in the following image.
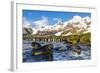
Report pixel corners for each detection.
[23,40,91,62]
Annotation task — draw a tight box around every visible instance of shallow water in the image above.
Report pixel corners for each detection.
[23,40,91,62]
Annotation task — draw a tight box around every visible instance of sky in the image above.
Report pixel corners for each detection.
[23,9,91,26]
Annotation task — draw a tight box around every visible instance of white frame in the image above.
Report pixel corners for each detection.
[11,1,97,71]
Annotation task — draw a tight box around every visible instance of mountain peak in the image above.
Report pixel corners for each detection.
[23,15,91,36]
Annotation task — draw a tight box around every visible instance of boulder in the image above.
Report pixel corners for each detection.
[58,47,66,51]
[31,42,53,61]
[66,43,81,55]
[31,42,41,50]
[72,45,81,55]
[66,44,72,50]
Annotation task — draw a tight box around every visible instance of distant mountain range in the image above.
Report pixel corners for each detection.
[23,15,91,36]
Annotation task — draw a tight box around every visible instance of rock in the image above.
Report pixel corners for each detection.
[31,42,41,50]
[54,47,61,51]
[58,47,67,52]
[72,45,81,55]
[35,44,53,55]
[66,43,81,55]
[41,44,53,61]
[31,42,53,61]
[42,44,53,51]
[66,44,72,50]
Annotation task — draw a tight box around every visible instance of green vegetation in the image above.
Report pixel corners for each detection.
[23,32,91,46]
[80,32,91,44]
[67,35,80,45]
[23,34,33,40]
[66,32,91,45]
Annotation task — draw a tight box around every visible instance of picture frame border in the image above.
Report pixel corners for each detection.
[11,1,97,71]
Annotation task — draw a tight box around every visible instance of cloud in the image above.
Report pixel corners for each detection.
[83,16,91,24]
[53,18,62,23]
[23,15,91,35]
[69,15,82,23]
[53,18,61,21]
[23,17,30,25]
[32,16,50,31]
[70,15,91,29]
[22,17,31,28]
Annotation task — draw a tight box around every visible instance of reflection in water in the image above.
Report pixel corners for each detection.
[23,40,91,62]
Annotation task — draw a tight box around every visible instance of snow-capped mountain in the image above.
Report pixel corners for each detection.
[60,15,91,36]
[23,15,91,36]
[23,22,33,35]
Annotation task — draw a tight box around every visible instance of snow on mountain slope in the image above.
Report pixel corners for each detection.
[23,22,33,35]
[23,15,91,36]
[62,32,72,36]
[54,31,63,36]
